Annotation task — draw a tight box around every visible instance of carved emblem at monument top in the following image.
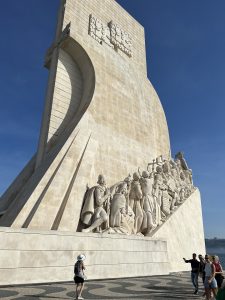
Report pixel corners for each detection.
[80,152,195,236]
[89,14,132,57]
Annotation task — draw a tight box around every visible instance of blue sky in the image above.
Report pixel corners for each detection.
[0,0,224,238]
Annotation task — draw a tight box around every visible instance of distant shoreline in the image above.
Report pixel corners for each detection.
[205,238,225,268]
[205,238,225,249]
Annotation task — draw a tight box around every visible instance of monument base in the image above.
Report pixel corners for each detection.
[0,189,205,286]
[0,228,169,285]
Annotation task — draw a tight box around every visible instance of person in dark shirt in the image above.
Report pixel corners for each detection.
[198,254,206,283]
[198,254,206,297]
[74,254,86,300]
[183,253,200,294]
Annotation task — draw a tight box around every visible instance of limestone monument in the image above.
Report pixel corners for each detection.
[0,0,205,285]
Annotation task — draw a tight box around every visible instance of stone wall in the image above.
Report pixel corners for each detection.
[0,227,169,285]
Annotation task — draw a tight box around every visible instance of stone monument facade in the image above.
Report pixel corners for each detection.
[0,0,205,285]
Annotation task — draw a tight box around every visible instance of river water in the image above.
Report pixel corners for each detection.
[205,245,225,268]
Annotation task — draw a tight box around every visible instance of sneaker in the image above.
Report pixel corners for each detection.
[78,297,84,300]
[194,290,198,295]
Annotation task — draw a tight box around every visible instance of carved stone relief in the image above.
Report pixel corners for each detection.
[80,152,196,236]
[88,14,132,57]
[89,15,113,48]
[108,21,132,57]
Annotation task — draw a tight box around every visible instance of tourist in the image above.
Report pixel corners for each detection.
[198,254,206,283]
[204,254,217,300]
[212,255,224,289]
[198,254,206,297]
[74,254,86,300]
[183,253,200,294]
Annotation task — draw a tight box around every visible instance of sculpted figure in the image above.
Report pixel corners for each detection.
[170,158,187,202]
[180,171,192,199]
[109,182,134,234]
[110,174,132,197]
[175,151,189,170]
[175,151,193,185]
[80,152,195,236]
[162,162,178,210]
[81,175,110,233]
[170,168,182,205]
[170,159,182,184]
[155,166,171,217]
[139,171,156,235]
[152,174,163,226]
[129,172,144,234]
[179,187,186,202]
[123,174,132,211]
[174,152,194,199]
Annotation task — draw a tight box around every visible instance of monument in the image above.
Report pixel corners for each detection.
[0,0,205,285]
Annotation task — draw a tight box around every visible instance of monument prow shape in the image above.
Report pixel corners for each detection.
[0,0,205,285]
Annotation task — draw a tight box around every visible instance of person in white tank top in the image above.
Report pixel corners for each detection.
[204,255,217,300]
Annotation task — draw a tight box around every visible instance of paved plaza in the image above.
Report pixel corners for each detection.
[0,272,206,300]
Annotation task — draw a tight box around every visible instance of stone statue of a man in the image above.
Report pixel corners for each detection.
[81,174,110,233]
[139,170,156,235]
[129,172,143,234]
[109,181,135,234]
[175,151,193,185]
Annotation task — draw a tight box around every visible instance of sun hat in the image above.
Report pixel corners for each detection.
[77,254,86,261]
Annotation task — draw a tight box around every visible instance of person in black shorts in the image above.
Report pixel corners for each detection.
[183,253,200,295]
[74,254,86,300]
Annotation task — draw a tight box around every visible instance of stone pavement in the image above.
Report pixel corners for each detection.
[0,272,206,300]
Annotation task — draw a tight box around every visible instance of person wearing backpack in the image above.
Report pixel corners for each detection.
[74,254,86,300]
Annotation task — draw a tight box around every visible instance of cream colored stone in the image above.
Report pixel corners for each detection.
[0,227,169,285]
[0,0,205,285]
[0,0,170,230]
[153,189,205,272]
